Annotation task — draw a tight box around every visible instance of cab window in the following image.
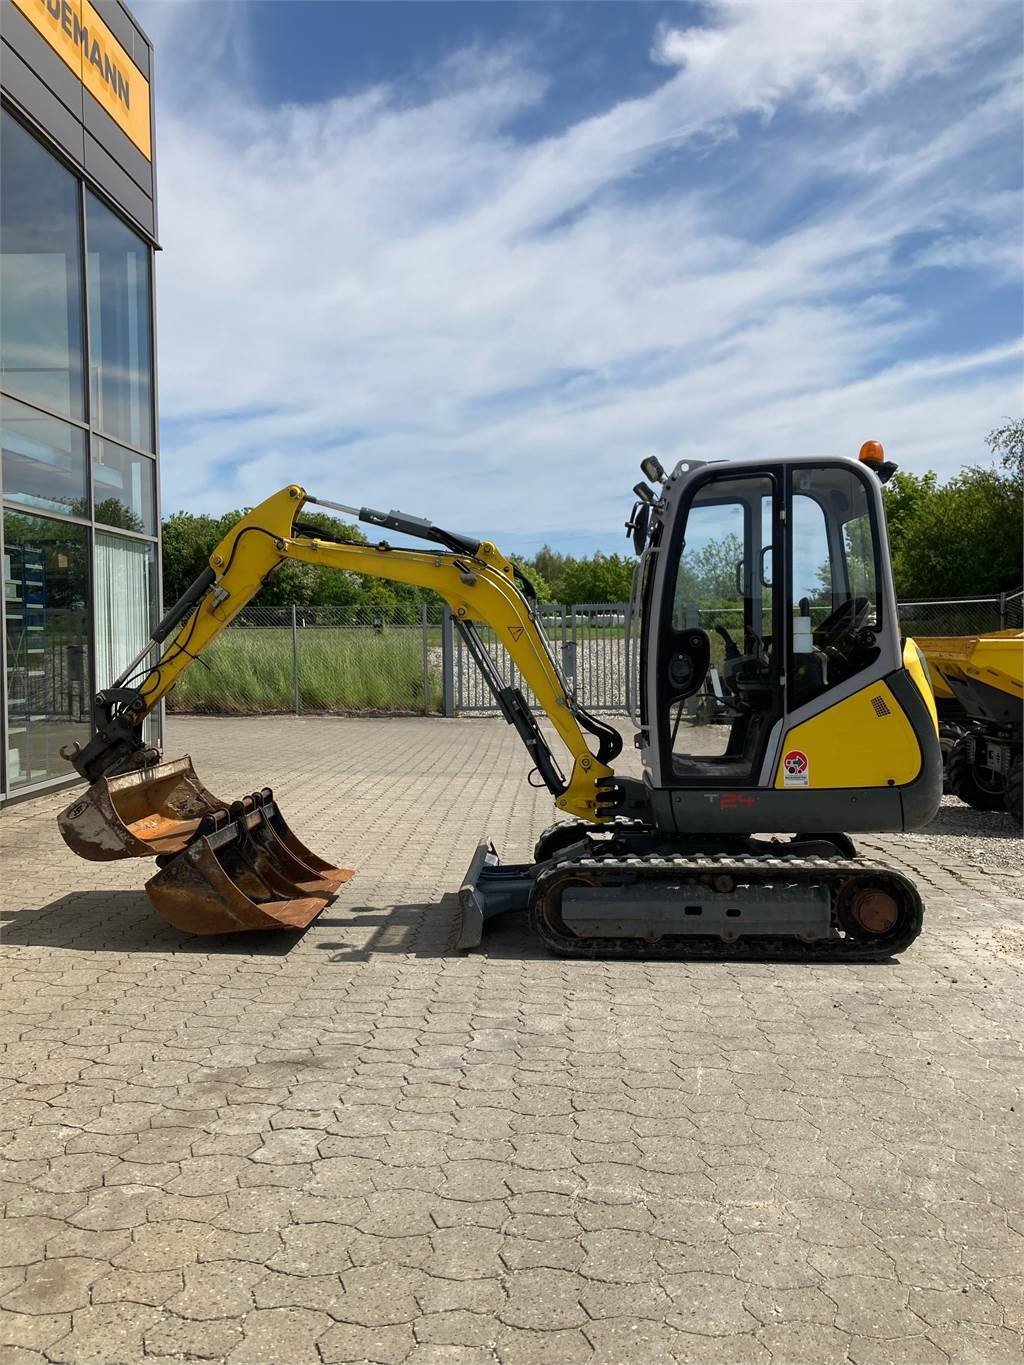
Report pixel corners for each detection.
[789,465,881,709]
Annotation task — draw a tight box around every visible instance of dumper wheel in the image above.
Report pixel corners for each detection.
[947,734,1005,812]
[1006,757,1023,827]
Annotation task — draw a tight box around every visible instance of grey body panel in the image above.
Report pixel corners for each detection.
[561,882,832,939]
[660,784,904,834]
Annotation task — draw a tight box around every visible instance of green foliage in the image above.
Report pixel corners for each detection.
[531,545,571,600]
[888,462,1023,598]
[559,552,635,603]
[879,470,938,550]
[161,506,371,609]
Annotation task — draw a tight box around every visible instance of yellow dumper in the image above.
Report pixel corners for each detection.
[916,631,1023,824]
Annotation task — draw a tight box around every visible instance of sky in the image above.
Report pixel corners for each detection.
[135,0,1023,556]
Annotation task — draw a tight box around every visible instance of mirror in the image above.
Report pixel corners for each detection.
[632,503,650,555]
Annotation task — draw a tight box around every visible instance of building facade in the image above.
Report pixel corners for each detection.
[1,0,159,800]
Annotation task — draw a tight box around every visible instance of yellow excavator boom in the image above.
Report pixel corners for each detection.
[121,484,615,821]
[58,485,623,935]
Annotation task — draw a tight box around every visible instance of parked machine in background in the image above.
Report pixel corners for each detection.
[917,632,1023,825]
[57,442,941,958]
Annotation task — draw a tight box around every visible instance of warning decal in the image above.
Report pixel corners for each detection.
[508,626,524,641]
[782,749,809,787]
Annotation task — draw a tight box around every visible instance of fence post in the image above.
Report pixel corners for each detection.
[441,606,455,717]
[291,604,300,717]
[999,592,1007,630]
[421,603,430,714]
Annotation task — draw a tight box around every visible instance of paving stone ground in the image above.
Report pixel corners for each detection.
[1,714,1022,1365]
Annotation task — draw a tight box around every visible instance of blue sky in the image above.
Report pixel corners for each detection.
[136,0,1022,555]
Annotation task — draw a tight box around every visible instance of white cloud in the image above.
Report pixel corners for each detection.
[139,0,1022,548]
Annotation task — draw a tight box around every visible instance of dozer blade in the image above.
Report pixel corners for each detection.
[456,840,532,950]
[146,799,353,935]
[58,756,226,861]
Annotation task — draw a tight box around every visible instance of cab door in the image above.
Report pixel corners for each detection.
[649,468,783,788]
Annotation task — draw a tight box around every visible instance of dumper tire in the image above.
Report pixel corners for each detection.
[947,734,1005,812]
[1006,757,1023,828]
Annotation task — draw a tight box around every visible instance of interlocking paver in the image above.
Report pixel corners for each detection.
[2,713,1022,1362]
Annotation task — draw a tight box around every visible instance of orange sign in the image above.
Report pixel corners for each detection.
[10,0,152,159]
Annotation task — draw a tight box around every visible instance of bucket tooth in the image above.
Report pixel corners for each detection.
[58,757,225,861]
[145,816,332,935]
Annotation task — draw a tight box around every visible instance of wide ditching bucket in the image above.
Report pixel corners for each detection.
[58,761,352,935]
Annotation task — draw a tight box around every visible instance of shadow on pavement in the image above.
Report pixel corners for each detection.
[315,897,544,961]
[1,891,305,955]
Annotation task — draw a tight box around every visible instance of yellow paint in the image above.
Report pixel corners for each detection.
[136,486,615,824]
[916,632,1024,703]
[902,639,939,729]
[11,0,151,159]
[775,679,923,789]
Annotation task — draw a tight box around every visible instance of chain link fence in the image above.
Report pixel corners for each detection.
[897,590,1022,637]
[164,590,1022,718]
[167,603,446,716]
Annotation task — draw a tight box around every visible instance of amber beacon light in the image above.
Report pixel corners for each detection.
[859,440,885,466]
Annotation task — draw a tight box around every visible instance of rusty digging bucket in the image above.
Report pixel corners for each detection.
[58,760,352,934]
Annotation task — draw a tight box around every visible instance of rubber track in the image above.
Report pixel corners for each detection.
[530,849,924,962]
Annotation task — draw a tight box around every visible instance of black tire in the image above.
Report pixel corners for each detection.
[939,722,966,793]
[1006,756,1023,828]
[947,734,1005,811]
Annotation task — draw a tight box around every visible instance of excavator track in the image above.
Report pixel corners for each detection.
[529,849,923,961]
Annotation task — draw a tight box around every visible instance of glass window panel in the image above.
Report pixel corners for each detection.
[789,467,883,710]
[92,437,156,535]
[668,474,776,778]
[4,511,91,789]
[0,112,85,419]
[86,192,153,451]
[1,396,88,517]
[94,530,158,745]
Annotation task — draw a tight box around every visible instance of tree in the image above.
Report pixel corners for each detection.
[531,545,570,602]
[560,552,635,603]
[881,470,938,553]
[987,418,1024,480]
[160,506,369,608]
[891,464,1023,597]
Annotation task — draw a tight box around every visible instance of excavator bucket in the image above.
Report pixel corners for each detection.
[58,763,353,935]
[58,756,226,861]
[146,797,353,935]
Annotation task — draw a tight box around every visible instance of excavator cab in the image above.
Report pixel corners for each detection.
[631,450,939,836]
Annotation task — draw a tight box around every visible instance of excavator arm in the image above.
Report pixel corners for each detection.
[66,484,622,823]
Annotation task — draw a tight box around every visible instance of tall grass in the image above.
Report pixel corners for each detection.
[167,627,441,715]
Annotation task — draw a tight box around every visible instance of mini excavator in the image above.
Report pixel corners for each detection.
[59,442,941,958]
